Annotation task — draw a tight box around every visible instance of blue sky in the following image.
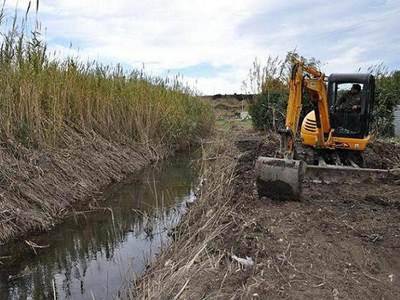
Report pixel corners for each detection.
[4,0,400,94]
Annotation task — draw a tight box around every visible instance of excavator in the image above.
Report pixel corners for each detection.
[255,57,390,200]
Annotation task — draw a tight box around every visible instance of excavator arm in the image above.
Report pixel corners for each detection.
[280,59,332,159]
[255,58,340,200]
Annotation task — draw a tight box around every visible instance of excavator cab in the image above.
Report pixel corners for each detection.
[301,73,375,151]
[328,74,375,139]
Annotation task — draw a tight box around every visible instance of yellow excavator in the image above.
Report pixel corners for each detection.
[255,57,388,200]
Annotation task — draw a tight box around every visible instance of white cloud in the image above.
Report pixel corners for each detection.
[185,69,249,95]
[4,0,400,94]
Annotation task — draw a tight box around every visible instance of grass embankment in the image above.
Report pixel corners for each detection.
[0,11,213,242]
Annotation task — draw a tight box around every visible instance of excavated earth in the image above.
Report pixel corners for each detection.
[217,133,400,299]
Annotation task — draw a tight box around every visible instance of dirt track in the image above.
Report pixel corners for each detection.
[220,133,400,299]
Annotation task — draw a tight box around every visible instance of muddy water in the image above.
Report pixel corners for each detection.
[0,155,197,300]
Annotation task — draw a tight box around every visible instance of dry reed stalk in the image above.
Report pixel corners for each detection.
[0,4,213,150]
[128,132,239,299]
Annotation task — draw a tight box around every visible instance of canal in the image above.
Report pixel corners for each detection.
[0,155,197,299]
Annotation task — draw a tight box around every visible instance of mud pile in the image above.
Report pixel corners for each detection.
[364,140,400,169]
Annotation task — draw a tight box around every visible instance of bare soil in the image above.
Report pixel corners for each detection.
[134,127,400,299]
[224,134,400,299]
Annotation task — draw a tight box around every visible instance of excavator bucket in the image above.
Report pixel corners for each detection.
[255,156,394,201]
[255,157,306,201]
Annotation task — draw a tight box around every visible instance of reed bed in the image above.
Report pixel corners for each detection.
[0,5,213,151]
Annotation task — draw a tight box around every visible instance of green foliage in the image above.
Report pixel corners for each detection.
[244,53,316,131]
[0,6,213,149]
[371,68,400,136]
[242,56,287,130]
[248,92,287,130]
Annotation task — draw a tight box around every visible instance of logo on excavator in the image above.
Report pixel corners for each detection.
[335,142,350,149]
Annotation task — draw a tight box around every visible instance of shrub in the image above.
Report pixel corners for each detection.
[371,68,400,136]
[248,91,287,130]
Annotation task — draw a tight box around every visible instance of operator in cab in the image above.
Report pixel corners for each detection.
[337,84,362,112]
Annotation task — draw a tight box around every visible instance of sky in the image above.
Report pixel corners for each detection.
[4,0,400,95]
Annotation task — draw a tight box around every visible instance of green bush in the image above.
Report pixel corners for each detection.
[372,70,400,136]
[249,91,287,130]
[244,53,318,131]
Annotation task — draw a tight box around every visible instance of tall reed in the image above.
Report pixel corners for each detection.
[0,3,213,150]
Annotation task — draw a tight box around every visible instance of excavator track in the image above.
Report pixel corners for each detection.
[295,142,365,168]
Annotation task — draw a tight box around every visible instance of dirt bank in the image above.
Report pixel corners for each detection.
[132,127,400,299]
[0,128,163,244]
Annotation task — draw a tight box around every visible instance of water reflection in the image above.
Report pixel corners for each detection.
[0,155,196,300]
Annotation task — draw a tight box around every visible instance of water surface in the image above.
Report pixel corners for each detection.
[0,155,196,299]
